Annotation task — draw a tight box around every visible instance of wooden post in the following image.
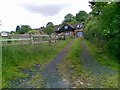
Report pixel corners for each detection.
[55,35,56,43]
[30,34,33,44]
[30,34,35,50]
[49,34,51,46]
[57,35,59,42]
[63,33,66,40]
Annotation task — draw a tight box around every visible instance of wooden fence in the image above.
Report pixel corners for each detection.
[0,34,59,46]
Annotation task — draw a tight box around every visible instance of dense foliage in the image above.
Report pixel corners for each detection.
[63,13,75,22]
[62,12,88,25]
[84,2,120,60]
[76,11,88,23]
[43,22,54,34]
[16,25,31,34]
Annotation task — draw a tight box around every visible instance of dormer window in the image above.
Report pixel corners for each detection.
[64,26,68,29]
[80,25,82,28]
[77,25,80,28]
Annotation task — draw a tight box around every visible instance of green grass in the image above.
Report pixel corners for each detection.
[28,72,45,88]
[66,38,95,88]
[2,37,72,88]
[56,38,118,88]
[57,38,95,88]
[99,74,118,88]
[83,38,119,71]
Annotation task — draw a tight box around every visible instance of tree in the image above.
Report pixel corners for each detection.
[10,31,15,34]
[84,2,120,60]
[16,25,20,33]
[64,13,74,22]
[43,22,54,35]
[15,25,31,34]
[46,22,54,27]
[43,26,53,35]
[89,1,107,16]
[76,11,88,23]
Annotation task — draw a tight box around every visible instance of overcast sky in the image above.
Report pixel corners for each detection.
[0,0,91,32]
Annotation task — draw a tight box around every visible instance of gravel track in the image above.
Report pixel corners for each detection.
[41,39,74,88]
[80,39,118,88]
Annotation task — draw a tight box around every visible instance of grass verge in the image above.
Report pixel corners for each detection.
[83,38,119,71]
[2,37,72,88]
[99,73,118,88]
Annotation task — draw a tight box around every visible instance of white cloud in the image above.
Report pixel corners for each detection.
[23,4,70,16]
[0,0,91,32]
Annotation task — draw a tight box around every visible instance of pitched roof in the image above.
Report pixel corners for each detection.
[71,23,83,29]
[54,23,83,33]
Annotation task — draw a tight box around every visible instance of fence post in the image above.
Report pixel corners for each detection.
[55,35,56,43]
[30,34,33,44]
[58,35,59,42]
[49,34,51,46]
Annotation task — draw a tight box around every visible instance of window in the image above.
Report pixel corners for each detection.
[80,25,82,28]
[77,25,80,28]
[64,26,68,29]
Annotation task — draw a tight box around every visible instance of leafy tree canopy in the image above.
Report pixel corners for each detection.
[43,22,54,34]
[16,25,31,34]
[64,13,75,22]
[76,11,88,22]
[46,22,54,27]
[84,2,120,60]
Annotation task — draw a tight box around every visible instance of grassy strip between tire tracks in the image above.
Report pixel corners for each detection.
[2,37,72,88]
[57,38,95,88]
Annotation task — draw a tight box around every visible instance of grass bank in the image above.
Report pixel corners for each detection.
[2,37,72,88]
[83,38,119,71]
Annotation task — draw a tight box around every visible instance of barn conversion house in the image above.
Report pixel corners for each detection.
[55,23,83,37]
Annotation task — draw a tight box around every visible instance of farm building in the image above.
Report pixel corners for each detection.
[54,23,83,37]
[0,31,8,37]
